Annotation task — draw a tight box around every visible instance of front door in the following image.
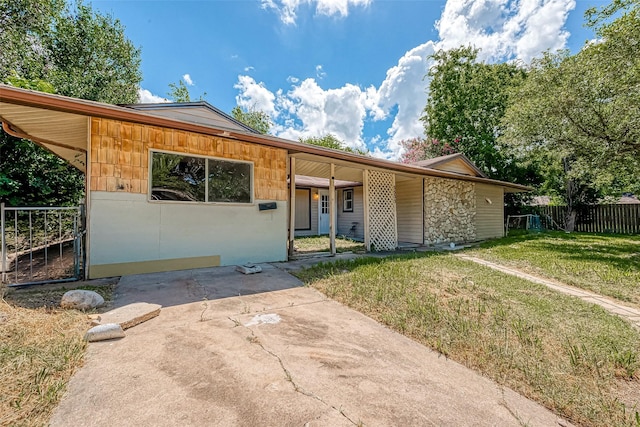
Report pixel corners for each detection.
[318,190,330,235]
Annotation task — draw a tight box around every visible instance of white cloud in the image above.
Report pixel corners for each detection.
[262,0,371,25]
[436,0,575,63]
[182,74,194,86]
[373,42,437,158]
[138,88,170,103]
[234,75,277,116]
[243,0,576,158]
[244,66,255,72]
[315,65,326,79]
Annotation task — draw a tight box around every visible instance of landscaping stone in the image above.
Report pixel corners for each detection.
[424,177,476,245]
[84,323,125,342]
[60,290,105,310]
[97,302,161,330]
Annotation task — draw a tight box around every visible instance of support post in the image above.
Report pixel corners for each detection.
[329,163,336,256]
[1,202,5,282]
[363,169,370,251]
[288,156,296,259]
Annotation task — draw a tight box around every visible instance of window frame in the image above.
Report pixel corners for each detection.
[148,149,254,205]
[342,188,354,212]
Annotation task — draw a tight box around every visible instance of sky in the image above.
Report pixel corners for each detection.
[93,0,607,159]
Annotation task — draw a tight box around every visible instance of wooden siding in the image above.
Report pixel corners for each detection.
[475,183,504,240]
[431,158,477,176]
[337,187,364,238]
[396,178,423,244]
[294,188,319,236]
[294,188,311,230]
[89,117,287,201]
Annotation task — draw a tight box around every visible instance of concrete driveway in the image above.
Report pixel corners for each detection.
[51,263,570,426]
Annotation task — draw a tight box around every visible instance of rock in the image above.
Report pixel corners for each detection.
[97,302,161,330]
[61,290,105,310]
[84,323,125,342]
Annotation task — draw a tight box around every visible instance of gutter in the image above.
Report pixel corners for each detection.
[0,85,532,192]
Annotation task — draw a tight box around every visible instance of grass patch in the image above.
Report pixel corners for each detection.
[0,280,116,425]
[464,231,640,307]
[295,253,640,427]
[0,300,89,426]
[293,235,365,254]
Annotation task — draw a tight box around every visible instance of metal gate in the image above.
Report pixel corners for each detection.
[1,203,85,286]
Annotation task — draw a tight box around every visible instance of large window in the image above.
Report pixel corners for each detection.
[150,151,252,203]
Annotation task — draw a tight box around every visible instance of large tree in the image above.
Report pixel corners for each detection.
[231,106,272,135]
[421,46,532,184]
[502,2,640,228]
[299,134,368,155]
[0,0,142,206]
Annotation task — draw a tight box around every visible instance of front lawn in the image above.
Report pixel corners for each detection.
[293,235,365,254]
[294,253,640,427]
[464,231,640,307]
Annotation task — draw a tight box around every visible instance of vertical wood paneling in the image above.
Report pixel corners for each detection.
[538,205,640,234]
[396,178,423,244]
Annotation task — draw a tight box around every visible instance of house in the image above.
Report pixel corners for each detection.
[293,176,364,240]
[0,85,530,279]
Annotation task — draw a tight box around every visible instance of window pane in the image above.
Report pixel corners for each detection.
[151,153,205,201]
[208,159,252,203]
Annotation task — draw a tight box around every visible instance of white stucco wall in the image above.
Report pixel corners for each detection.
[88,192,287,271]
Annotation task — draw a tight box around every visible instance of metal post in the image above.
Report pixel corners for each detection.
[1,202,5,283]
[329,163,336,256]
[28,211,33,280]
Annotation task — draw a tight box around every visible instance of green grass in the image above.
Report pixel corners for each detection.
[295,252,640,427]
[293,235,365,254]
[464,231,640,307]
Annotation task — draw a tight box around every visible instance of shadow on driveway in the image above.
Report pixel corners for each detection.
[113,263,303,308]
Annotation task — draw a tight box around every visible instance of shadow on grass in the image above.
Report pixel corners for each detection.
[469,231,640,272]
[293,251,444,283]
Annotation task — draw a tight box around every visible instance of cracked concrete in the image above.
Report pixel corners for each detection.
[50,264,571,426]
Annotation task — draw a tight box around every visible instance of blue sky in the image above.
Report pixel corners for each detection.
[93,0,606,158]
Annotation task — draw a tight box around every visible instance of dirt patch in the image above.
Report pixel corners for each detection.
[2,241,77,285]
[3,277,119,310]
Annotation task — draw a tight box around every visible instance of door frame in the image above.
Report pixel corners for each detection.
[318,189,330,235]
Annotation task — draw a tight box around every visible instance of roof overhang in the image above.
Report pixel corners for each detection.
[0,85,531,192]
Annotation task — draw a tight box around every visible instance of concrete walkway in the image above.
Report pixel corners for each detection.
[456,254,640,329]
[50,263,571,426]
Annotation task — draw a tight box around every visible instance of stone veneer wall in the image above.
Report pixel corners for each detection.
[423,177,476,244]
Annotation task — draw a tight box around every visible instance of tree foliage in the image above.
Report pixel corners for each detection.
[0,0,142,206]
[231,106,272,135]
[502,5,640,206]
[501,3,639,228]
[299,134,368,155]
[421,46,531,183]
[168,80,192,103]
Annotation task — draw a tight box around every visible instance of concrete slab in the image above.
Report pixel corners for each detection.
[96,302,162,330]
[50,265,571,426]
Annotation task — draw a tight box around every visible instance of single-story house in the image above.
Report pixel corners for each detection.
[0,85,530,279]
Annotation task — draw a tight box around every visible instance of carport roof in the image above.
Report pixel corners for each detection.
[0,85,531,192]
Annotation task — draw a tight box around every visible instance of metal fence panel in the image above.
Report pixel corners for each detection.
[1,203,85,286]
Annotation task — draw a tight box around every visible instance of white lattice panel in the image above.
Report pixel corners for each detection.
[367,170,397,251]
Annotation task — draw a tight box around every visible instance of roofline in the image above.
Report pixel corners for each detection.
[413,153,488,178]
[0,85,532,192]
[121,100,261,134]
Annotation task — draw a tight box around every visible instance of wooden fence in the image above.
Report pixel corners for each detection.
[537,204,640,234]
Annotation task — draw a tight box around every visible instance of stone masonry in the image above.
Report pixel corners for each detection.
[424,177,476,244]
